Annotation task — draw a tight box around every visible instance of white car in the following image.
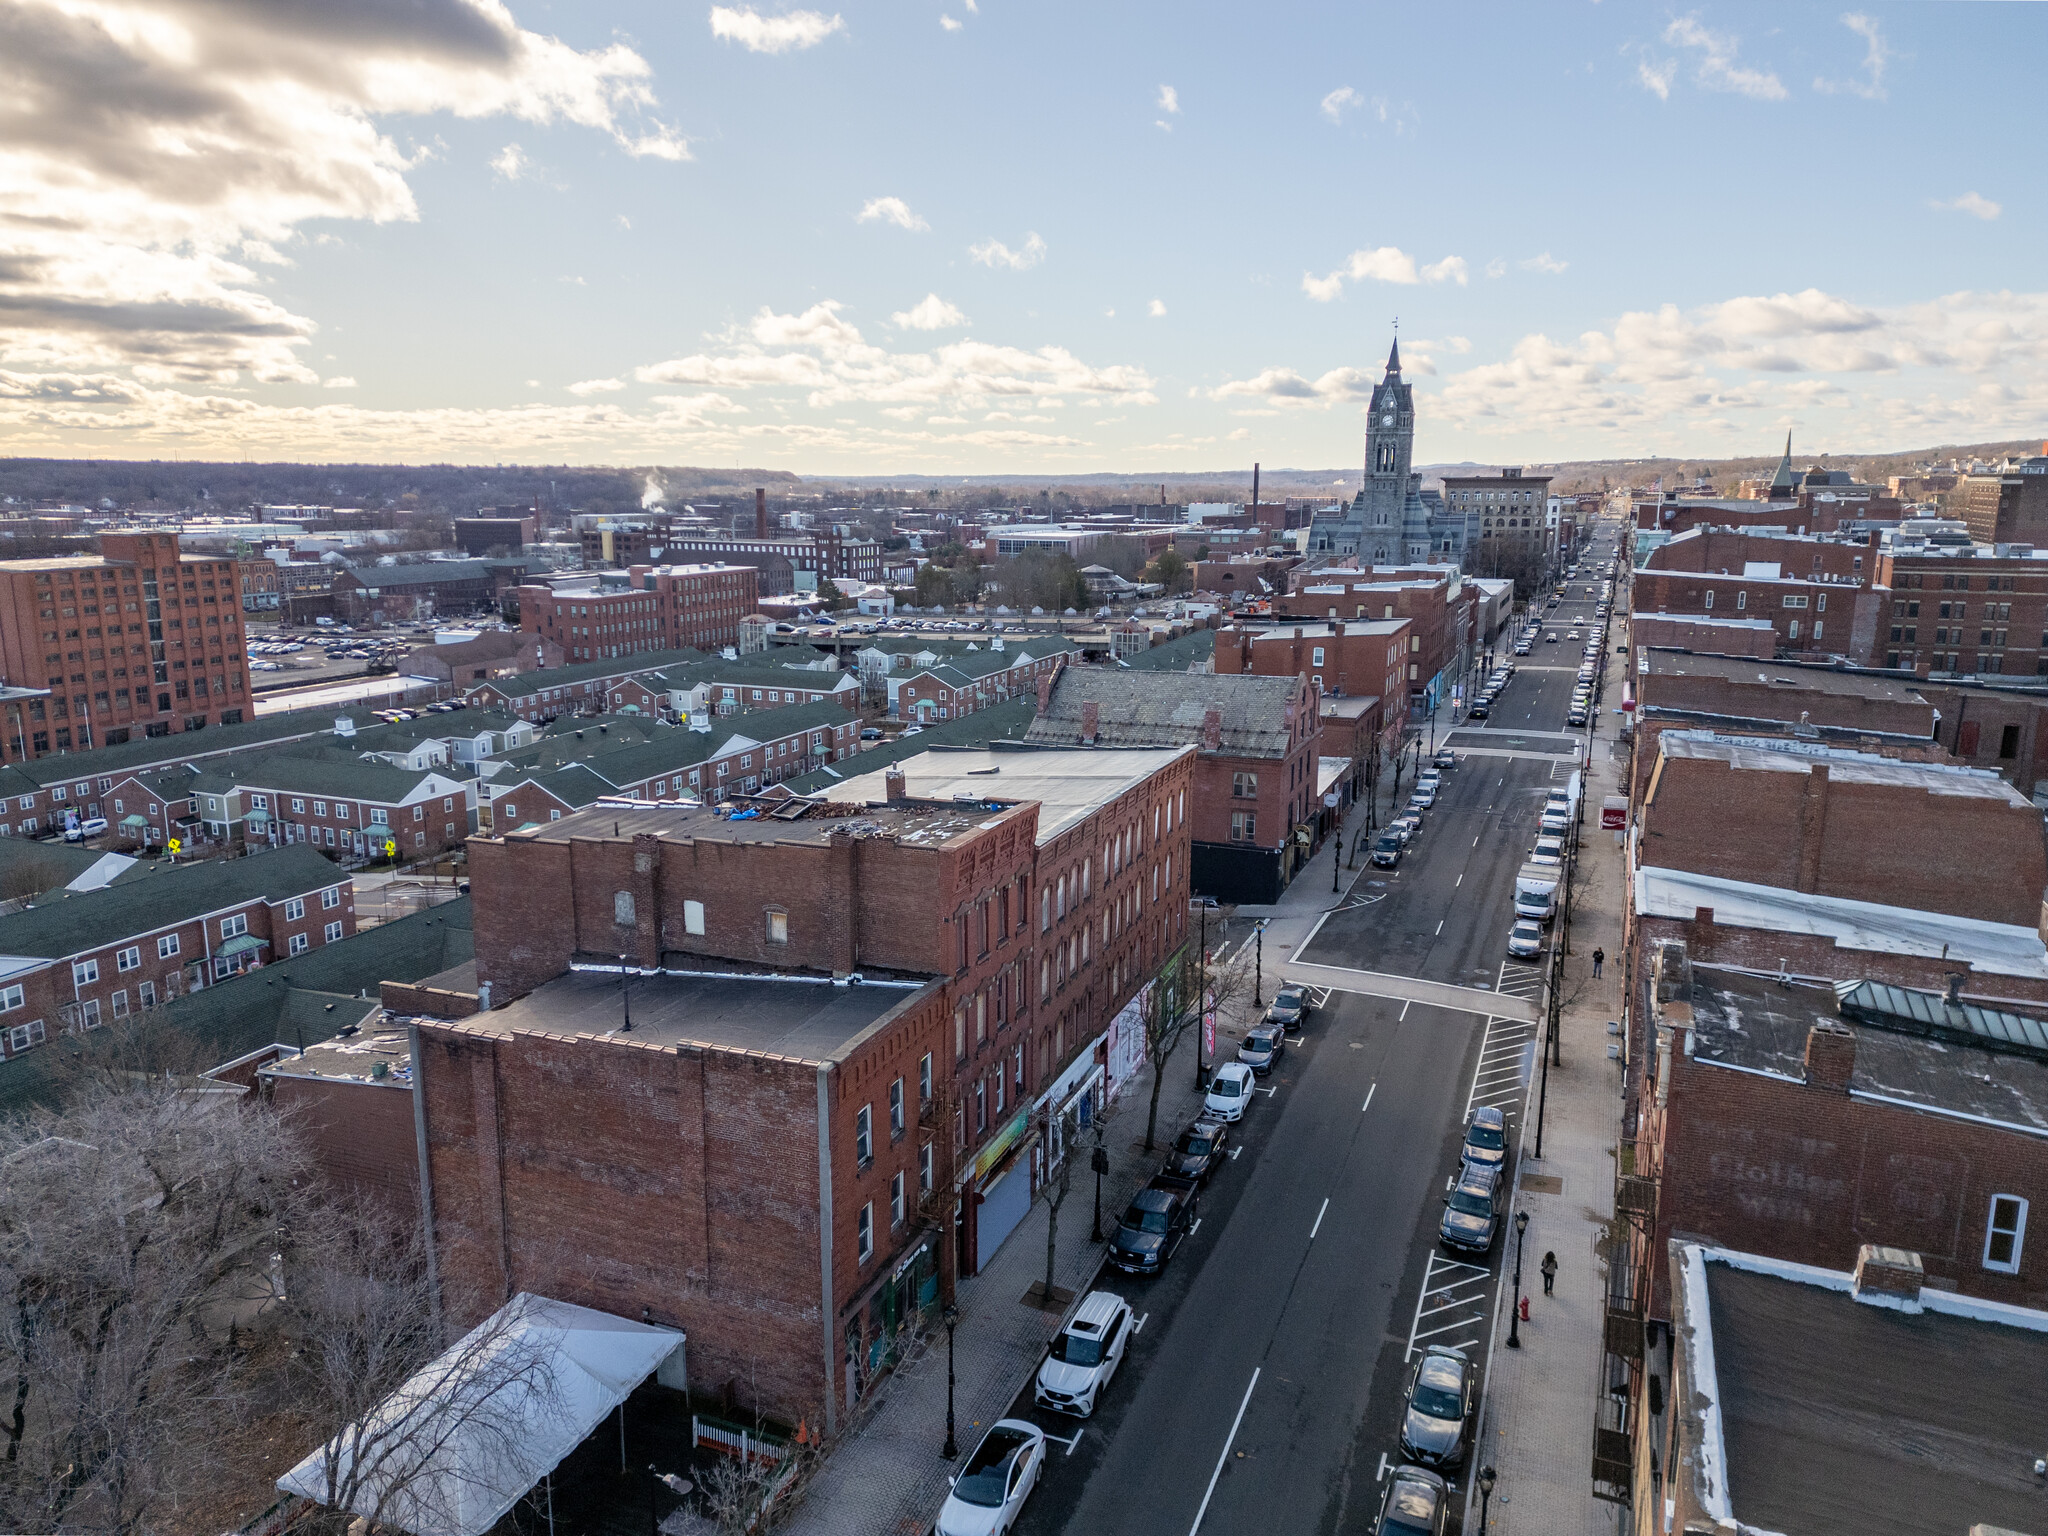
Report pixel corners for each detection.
[1204,1061,1256,1122]
[1507,919,1546,960]
[1035,1291,1133,1416]
[937,1419,1046,1536]
[1529,834,1566,866]
[1540,808,1571,835]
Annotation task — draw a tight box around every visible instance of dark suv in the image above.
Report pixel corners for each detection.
[1438,1166,1504,1256]
[1157,1118,1230,1188]
[1108,1181,1198,1275]
[1398,1346,1473,1469]
[1460,1106,1508,1177]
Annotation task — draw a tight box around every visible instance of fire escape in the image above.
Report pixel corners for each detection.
[1594,1126,1658,1505]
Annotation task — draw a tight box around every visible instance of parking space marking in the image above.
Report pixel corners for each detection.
[1310,1197,1330,1239]
[1404,1254,1496,1362]
[1188,1370,1260,1536]
[1044,1427,1084,1457]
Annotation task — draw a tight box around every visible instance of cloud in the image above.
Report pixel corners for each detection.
[1157,84,1180,114]
[1320,86,1362,124]
[1302,247,1465,300]
[490,144,529,181]
[1520,252,1569,274]
[970,233,1048,270]
[709,6,845,53]
[567,377,626,395]
[1664,15,1786,100]
[1815,12,1889,100]
[858,196,929,232]
[1208,366,1376,408]
[1485,258,1508,280]
[939,13,961,30]
[322,376,357,390]
[1148,299,1167,318]
[1636,52,1677,100]
[1935,192,2001,222]
[0,0,690,385]
[893,294,967,331]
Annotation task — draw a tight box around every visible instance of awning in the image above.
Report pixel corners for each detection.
[119,814,148,828]
[218,933,267,958]
[278,1293,684,1536]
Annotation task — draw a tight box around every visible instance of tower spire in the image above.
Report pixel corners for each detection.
[1386,333,1402,375]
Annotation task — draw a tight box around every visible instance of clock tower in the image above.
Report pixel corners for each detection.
[1309,336,1429,563]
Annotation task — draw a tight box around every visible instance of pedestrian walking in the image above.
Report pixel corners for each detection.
[1592,947,1605,978]
[1541,1251,1558,1296]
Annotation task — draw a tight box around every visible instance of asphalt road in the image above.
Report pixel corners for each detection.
[995,531,1628,1536]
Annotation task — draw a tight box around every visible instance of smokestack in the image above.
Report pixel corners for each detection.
[1252,462,1260,514]
[755,487,767,538]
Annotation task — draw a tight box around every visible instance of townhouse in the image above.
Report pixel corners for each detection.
[458,648,713,720]
[885,644,1074,723]
[0,845,354,1059]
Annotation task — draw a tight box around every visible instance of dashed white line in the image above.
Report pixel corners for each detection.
[1188,1370,1260,1536]
[1400,999,1412,1021]
[1362,1082,1377,1113]
[1435,919,1445,935]
[1310,1197,1330,1240]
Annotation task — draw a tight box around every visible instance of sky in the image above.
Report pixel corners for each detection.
[0,0,2042,474]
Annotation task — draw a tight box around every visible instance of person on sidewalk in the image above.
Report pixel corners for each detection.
[1541,1251,1558,1296]
[1592,947,1605,979]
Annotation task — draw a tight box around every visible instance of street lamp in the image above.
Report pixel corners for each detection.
[1507,1209,1530,1348]
[1254,922,1265,1008]
[1332,832,1342,893]
[1478,1466,1497,1532]
[1089,1140,1110,1242]
[941,1303,960,1459]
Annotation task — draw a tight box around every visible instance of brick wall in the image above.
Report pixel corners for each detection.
[268,1075,417,1209]
[1634,569,1883,663]
[1628,616,1778,658]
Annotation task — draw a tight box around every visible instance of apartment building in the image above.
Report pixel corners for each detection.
[519,562,759,661]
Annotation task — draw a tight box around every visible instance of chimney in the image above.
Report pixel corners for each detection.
[755,487,768,538]
[884,767,906,803]
[1693,906,1713,929]
[1850,1244,1924,1313]
[1201,707,1223,751]
[1803,1019,1856,1092]
[1080,699,1099,745]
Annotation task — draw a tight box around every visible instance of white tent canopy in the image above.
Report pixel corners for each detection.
[278,1294,684,1536]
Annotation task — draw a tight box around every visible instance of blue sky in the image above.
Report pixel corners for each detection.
[1,1,2041,471]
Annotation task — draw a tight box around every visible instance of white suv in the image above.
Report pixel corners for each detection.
[1035,1291,1134,1416]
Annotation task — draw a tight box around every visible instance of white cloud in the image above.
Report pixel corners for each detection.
[939,13,962,31]
[1157,84,1180,114]
[568,377,626,395]
[1521,252,1569,274]
[1208,366,1376,407]
[1664,15,1786,100]
[893,294,968,331]
[1935,192,2001,222]
[1636,53,1676,100]
[970,233,1048,270]
[490,143,529,180]
[322,376,357,390]
[1320,85,1362,124]
[1302,246,1465,300]
[709,6,845,53]
[1815,12,1890,100]
[1148,299,1167,318]
[858,196,929,232]
[1485,258,1508,280]
[0,0,689,386]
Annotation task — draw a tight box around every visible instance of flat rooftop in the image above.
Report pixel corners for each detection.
[1681,962,2048,1132]
[1640,650,1934,705]
[508,792,1034,851]
[475,966,931,1064]
[264,1024,412,1087]
[826,745,1191,843]
[1679,1246,2048,1536]
[1659,730,2027,802]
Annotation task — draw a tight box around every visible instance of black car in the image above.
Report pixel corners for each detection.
[1460,1105,1508,1176]
[1466,699,1490,720]
[1370,831,1403,868]
[1108,1181,1198,1275]
[1439,1165,1504,1256]
[1373,1465,1449,1534]
[1398,1346,1474,1469]
[1237,1024,1283,1076]
[1158,1118,1230,1187]
[1265,983,1311,1030]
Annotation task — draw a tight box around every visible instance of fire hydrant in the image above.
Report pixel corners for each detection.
[1518,1296,1530,1324]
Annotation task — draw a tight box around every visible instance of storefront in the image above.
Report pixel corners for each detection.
[1105,990,1149,1102]
[968,1106,1036,1274]
[1032,1037,1106,1189]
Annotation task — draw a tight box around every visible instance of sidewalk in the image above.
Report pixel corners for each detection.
[1468,591,1631,1533]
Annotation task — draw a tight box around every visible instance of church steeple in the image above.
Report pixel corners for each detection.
[1769,430,1796,492]
[1386,336,1402,376]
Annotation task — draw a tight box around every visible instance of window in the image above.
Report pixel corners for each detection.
[220,913,247,939]
[285,897,305,921]
[889,1077,905,1137]
[291,798,304,813]
[157,933,180,959]
[1310,646,1325,666]
[324,921,343,943]
[110,989,127,1018]
[919,1051,933,1102]
[73,959,98,986]
[974,1078,986,1133]
[289,933,309,956]
[0,984,22,1012]
[116,945,140,972]
[1231,810,1256,843]
[855,1104,873,1165]
[1781,595,1807,609]
[1232,771,1258,798]
[891,1171,906,1228]
[1735,591,1747,610]
[919,1143,934,1193]
[4,1018,42,1053]
[323,886,341,909]
[766,909,788,944]
[857,1202,873,1263]
[312,801,326,817]
[1984,1194,2027,1273]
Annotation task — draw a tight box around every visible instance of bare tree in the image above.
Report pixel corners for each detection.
[0,855,72,911]
[1038,1106,1075,1306]
[1137,947,1253,1152]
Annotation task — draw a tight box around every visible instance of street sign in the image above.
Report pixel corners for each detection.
[383,839,397,856]
[166,837,181,855]
[1323,791,1340,809]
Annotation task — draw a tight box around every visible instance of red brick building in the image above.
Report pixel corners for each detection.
[1877,547,2048,679]
[1213,619,1408,767]
[520,563,758,662]
[0,531,253,762]
[1633,563,1883,663]
[1275,568,1473,717]
[1627,614,1778,658]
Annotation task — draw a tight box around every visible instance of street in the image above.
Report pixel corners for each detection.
[988,540,1623,1536]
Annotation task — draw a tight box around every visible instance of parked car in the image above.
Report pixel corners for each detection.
[1432,749,1456,769]
[1399,1346,1475,1469]
[937,1419,1046,1536]
[1459,1106,1509,1176]
[1512,640,1532,655]
[1238,1024,1283,1076]
[1158,1117,1231,1187]
[1204,1061,1256,1122]
[1035,1291,1133,1417]
[65,817,109,842]
[1370,831,1403,868]
[1507,917,1545,959]
[1466,700,1490,720]
[1372,1464,1451,1535]
[1391,812,1422,843]
[1266,983,1311,1029]
[1566,705,1588,727]
[1408,787,1435,810]
[1108,1180,1199,1274]
[1529,834,1566,866]
[1539,807,1571,835]
[1439,1165,1505,1256]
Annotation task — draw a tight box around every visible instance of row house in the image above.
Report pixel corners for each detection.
[885,646,1073,723]
[605,659,862,720]
[459,648,712,720]
[189,750,480,858]
[0,845,354,1059]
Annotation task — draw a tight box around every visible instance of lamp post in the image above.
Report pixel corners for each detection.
[1332,832,1342,893]
[1254,922,1265,1008]
[1478,1466,1496,1532]
[941,1303,960,1459]
[619,954,632,1032]
[1507,1209,1530,1348]
[1089,1140,1109,1242]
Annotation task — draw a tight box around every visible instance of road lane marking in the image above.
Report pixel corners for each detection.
[1455,872,1463,886]
[1435,919,1445,935]
[1188,1369,1260,1536]
[1044,1427,1084,1456]
[1400,999,1412,1020]
[1131,1312,1149,1333]
[1362,1082,1377,1113]
[1377,1452,1391,1483]
[1310,1197,1329,1239]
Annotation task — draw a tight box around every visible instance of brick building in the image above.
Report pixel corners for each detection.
[399,631,565,686]
[459,649,714,721]
[1633,563,1883,663]
[330,559,518,625]
[883,644,1074,724]
[0,531,254,762]
[1440,467,1554,577]
[1950,455,2048,546]
[0,845,353,1059]
[519,563,758,661]
[1626,614,1779,658]
[657,531,884,587]
[1213,619,1408,769]
[1878,545,2048,678]
[1025,667,1319,904]
[1275,568,1474,716]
